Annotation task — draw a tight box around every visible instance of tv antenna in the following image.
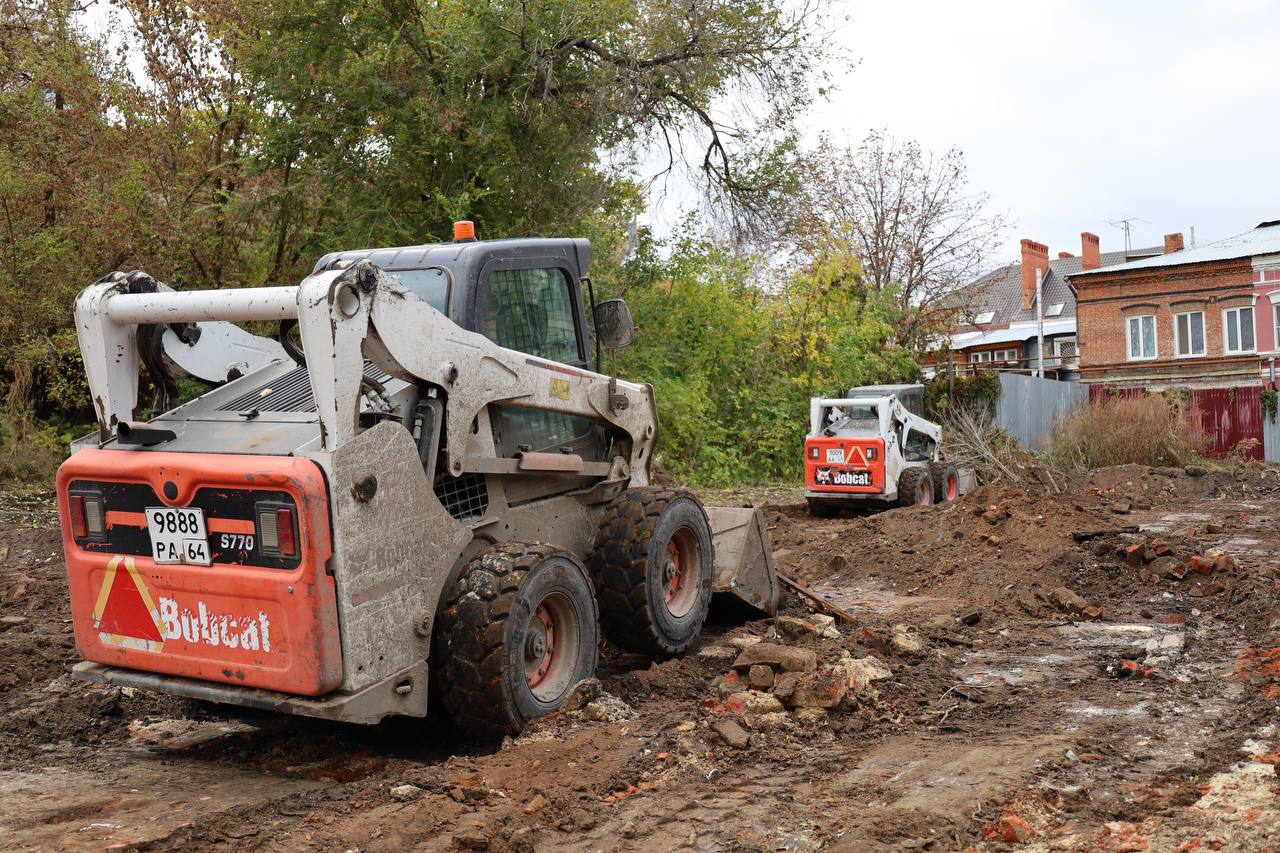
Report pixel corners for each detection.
[1108,217,1148,253]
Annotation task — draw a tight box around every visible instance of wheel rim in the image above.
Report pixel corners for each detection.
[945,473,958,500]
[661,527,700,618]
[918,478,933,506]
[524,591,580,703]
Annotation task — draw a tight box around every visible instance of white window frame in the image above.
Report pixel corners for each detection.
[1222,305,1256,355]
[1053,337,1077,357]
[1274,302,1280,355]
[1173,310,1206,358]
[1126,314,1157,361]
[973,311,995,325]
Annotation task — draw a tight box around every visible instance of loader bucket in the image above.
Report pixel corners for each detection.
[705,506,780,616]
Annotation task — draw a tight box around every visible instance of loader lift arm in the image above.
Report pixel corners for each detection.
[74,261,657,483]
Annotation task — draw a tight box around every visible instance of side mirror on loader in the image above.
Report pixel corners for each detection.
[593,299,635,350]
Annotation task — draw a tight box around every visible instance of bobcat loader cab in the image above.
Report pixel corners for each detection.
[58,223,778,738]
[803,384,970,517]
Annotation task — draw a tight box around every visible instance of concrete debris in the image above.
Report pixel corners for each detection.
[839,653,893,690]
[695,645,740,665]
[775,614,822,644]
[1184,464,1207,477]
[747,664,775,690]
[582,693,637,723]
[561,677,602,712]
[725,635,763,650]
[956,608,982,627]
[0,615,27,631]
[731,642,818,673]
[724,689,785,716]
[712,718,751,749]
[126,718,256,750]
[889,624,926,658]
[774,612,840,642]
[809,613,841,638]
[390,784,422,802]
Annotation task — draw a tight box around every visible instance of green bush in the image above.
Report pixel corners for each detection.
[0,412,70,484]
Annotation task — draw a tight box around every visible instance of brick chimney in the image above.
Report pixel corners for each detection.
[1020,239,1049,310]
[1164,232,1185,254]
[1081,232,1101,271]
[1058,251,1074,259]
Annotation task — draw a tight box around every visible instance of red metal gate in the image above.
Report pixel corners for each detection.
[1188,386,1263,459]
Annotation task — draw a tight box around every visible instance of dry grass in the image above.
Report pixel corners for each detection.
[1049,395,1202,471]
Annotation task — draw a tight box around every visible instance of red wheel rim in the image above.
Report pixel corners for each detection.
[661,528,700,618]
[946,473,958,501]
[522,590,581,703]
[918,479,933,506]
[526,602,557,690]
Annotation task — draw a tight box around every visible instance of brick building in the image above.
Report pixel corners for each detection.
[1071,221,1280,389]
[938,233,1158,379]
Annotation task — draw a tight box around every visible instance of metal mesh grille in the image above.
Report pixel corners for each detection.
[434,473,489,521]
[481,268,579,363]
[217,363,391,413]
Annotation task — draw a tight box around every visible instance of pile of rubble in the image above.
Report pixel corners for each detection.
[703,614,913,732]
[1109,534,1239,595]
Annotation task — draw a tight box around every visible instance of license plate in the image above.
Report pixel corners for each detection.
[825,447,845,463]
[146,507,212,566]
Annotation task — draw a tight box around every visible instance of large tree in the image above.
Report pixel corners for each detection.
[787,130,1010,347]
[219,0,832,274]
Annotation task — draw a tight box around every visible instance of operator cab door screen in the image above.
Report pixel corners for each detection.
[477,267,603,459]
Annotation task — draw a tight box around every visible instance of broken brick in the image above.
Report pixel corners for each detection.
[1189,554,1214,575]
[1049,586,1090,615]
[1117,659,1140,677]
[1123,543,1146,567]
[1082,605,1103,620]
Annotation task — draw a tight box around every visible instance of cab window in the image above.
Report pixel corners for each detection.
[388,268,449,313]
[480,267,582,365]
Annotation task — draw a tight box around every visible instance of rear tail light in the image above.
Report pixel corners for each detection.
[256,503,298,558]
[68,491,105,540]
[808,445,819,459]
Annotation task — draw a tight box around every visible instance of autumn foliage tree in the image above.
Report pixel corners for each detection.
[787,130,1010,348]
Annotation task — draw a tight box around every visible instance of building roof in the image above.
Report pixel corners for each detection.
[949,319,1078,350]
[1070,221,1280,277]
[957,245,1161,328]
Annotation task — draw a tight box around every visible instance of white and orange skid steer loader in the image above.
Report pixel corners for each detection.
[57,223,779,738]
[803,384,974,517]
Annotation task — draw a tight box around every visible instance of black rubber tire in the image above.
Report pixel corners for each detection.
[807,498,841,518]
[929,462,960,502]
[590,487,715,656]
[897,467,934,507]
[433,542,599,740]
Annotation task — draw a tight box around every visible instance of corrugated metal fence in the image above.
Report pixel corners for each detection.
[992,373,1089,449]
[995,376,1273,460]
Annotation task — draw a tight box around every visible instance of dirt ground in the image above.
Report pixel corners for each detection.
[2,465,1280,851]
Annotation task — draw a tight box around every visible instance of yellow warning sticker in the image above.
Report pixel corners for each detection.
[549,378,571,400]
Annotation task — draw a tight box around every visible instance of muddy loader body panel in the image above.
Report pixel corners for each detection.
[58,231,778,730]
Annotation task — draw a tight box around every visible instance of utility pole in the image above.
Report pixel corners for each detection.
[1035,267,1044,379]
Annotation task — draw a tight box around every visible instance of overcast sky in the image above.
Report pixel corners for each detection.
[805,0,1280,263]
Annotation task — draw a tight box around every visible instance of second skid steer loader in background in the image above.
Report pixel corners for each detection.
[56,222,779,738]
